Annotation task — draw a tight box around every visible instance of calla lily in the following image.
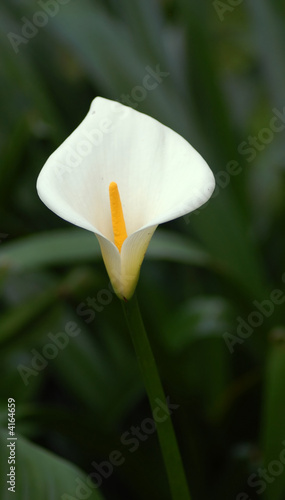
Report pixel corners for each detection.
[37,97,215,300]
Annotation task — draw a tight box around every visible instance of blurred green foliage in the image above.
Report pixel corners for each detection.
[0,0,285,499]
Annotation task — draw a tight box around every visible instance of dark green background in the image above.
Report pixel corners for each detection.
[1,1,285,499]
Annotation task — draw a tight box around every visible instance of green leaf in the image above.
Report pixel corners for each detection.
[246,0,285,109]
[0,287,58,345]
[147,230,212,266]
[0,228,213,272]
[0,6,66,144]
[162,296,232,415]
[163,296,234,351]
[0,230,100,272]
[52,314,143,428]
[47,0,196,139]
[0,118,30,202]
[176,0,268,301]
[261,335,285,500]
[0,429,105,499]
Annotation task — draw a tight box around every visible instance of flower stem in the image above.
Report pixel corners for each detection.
[122,293,192,500]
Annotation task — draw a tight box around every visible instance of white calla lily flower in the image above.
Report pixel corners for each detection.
[37,97,215,300]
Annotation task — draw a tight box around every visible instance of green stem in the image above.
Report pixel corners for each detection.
[122,293,192,500]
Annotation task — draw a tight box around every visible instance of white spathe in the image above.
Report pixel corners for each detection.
[37,97,215,299]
